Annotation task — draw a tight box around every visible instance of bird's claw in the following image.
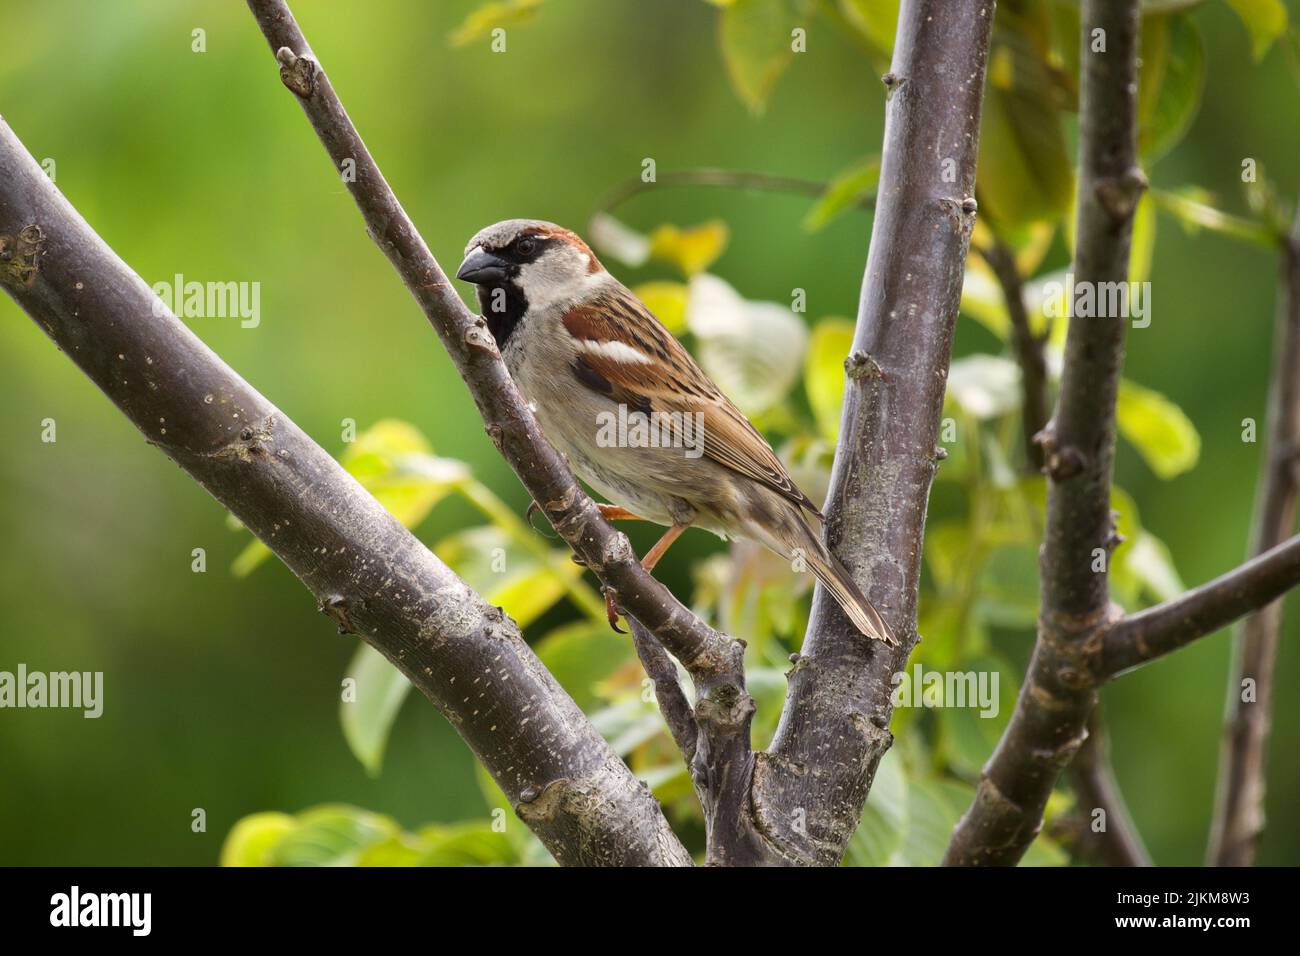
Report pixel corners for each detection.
[525,500,557,538]
[602,585,626,634]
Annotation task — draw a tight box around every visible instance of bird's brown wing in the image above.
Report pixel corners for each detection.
[561,286,821,517]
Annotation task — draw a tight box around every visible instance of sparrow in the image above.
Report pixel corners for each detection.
[455,219,895,644]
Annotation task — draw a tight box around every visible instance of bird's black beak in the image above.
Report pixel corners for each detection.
[456,246,509,285]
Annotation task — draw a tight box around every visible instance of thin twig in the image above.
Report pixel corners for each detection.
[595,168,873,219]
[976,236,1051,470]
[1069,707,1153,866]
[1207,204,1300,867]
[1104,533,1300,677]
[628,619,698,765]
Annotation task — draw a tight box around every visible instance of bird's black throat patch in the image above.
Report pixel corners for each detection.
[475,282,529,348]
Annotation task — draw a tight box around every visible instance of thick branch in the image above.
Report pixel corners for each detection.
[752,0,995,866]
[1207,206,1300,867]
[245,0,737,686]
[945,0,1144,867]
[0,119,689,866]
[1104,533,1300,677]
[978,236,1050,470]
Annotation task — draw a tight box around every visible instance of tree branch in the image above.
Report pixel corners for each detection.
[945,0,1145,867]
[1068,707,1152,866]
[1207,203,1300,867]
[976,235,1050,470]
[0,118,690,867]
[750,0,995,866]
[628,619,698,766]
[243,0,737,684]
[595,167,874,218]
[1104,533,1300,677]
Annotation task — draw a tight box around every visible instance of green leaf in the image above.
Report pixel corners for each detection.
[1152,186,1278,246]
[435,524,580,627]
[836,0,899,54]
[844,749,907,866]
[935,656,1019,779]
[1116,379,1201,478]
[535,621,636,712]
[897,778,961,866]
[1138,13,1207,162]
[1129,193,1157,284]
[803,318,854,441]
[719,0,805,114]
[803,157,880,232]
[219,812,295,867]
[977,20,1073,227]
[340,643,412,777]
[1224,0,1288,60]
[267,805,401,867]
[412,823,517,866]
[232,420,467,576]
[448,0,544,48]
[1123,530,1186,602]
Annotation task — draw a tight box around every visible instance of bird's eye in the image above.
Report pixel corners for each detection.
[516,237,537,257]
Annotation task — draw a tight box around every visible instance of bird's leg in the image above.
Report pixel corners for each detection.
[641,522,689,573]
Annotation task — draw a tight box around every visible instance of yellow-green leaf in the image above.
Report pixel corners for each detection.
[803,157,880,232]
[804,319,854,441]
[648,221,729,277]
[1117,379,1201,478]
[448,0,543,48]
[220,812,295,867]
[837,0,900,55]
[1138,13,1206,162]
[1225,0,1288,60]
[632,281,690,334]
[719,0,804,114]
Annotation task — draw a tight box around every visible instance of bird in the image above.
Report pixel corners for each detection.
[455,219,895,644]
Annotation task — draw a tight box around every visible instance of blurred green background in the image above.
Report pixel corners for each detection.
[1,0,1297,865]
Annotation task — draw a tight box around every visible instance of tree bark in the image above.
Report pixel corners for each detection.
[1207,204,1300,867]
[752,0,996,866]
[945,0,1146,867]
[0,117,691,868]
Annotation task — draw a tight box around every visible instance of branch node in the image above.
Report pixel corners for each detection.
[275,46,317,98]
[1093,167,1148,223]
[463,322,499,356]
[1035,425,1087,481]
[844,349,882,382]
[0,223,46,289]
[318,593,358,635]
[880,72,906,99]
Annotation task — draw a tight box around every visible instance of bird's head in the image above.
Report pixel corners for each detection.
[457,219,605,345]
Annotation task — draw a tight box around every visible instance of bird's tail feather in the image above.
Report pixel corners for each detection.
[807,549,896,645]
[785,515,896,645]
